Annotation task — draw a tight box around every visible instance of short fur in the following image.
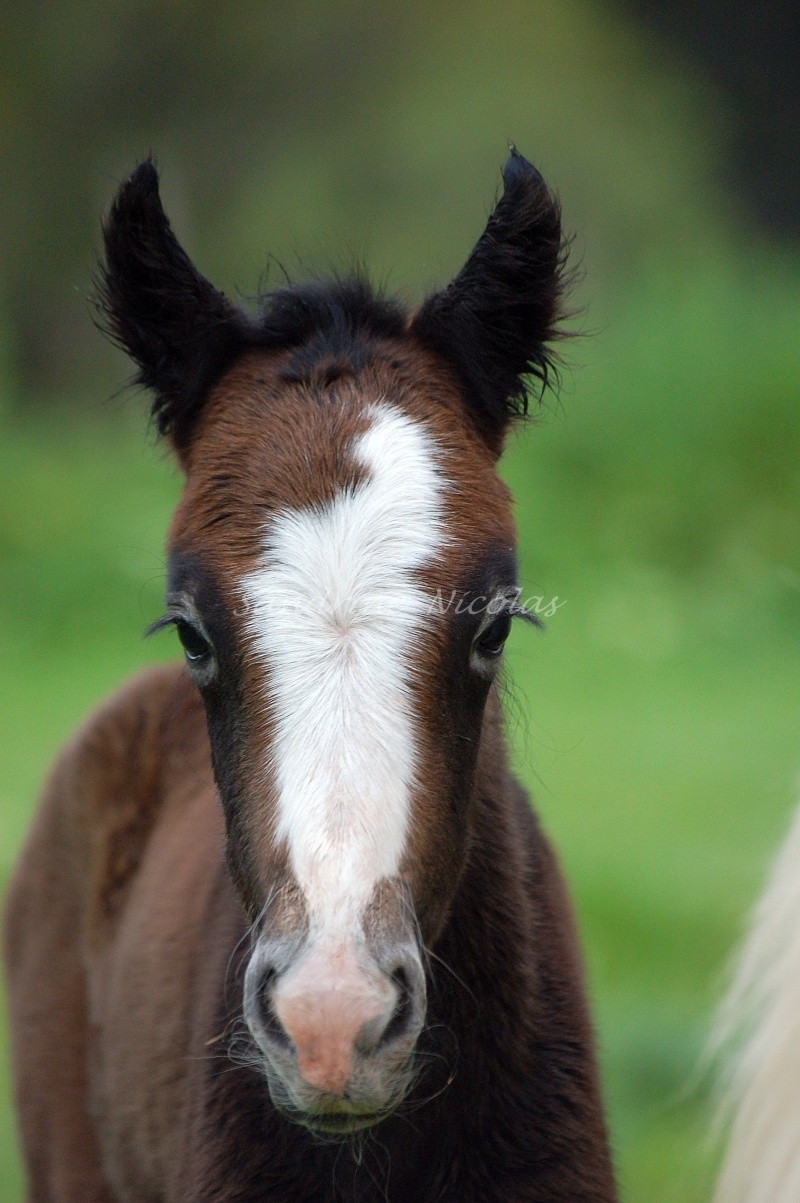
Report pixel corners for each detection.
[5,154,617,1202]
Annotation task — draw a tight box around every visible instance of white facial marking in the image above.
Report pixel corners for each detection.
[242,405,446,936]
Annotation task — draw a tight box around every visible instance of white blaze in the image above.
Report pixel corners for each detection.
[242,405,446,934]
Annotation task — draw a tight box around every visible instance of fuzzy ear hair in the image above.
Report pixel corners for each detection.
[97,159,252,454]
[412,149,571,452]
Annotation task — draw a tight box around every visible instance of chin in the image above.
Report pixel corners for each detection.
[298,1109,390,1136]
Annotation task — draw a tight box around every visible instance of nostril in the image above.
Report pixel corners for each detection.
[377,965,414,1049]
[257,969,292,1050]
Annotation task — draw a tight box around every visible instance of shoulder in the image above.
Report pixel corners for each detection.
[45,663,209,920]
[70,661,203,788]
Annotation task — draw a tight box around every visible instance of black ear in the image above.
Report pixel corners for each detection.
[412,149,570,451]
[97,159,252,454]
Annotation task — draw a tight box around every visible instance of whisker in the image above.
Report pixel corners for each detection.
[422,947,477,1007]
[223,891,274,1008]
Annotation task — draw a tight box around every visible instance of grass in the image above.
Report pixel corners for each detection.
[2,249,800,1200]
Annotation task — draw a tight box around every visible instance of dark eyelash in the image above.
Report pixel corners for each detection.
[508,603,544,631]
[144,612,182,639]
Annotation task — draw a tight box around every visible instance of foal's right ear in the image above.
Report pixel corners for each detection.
[98,160,251,458]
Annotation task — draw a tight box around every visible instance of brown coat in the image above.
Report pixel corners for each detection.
[5,664,617,1202]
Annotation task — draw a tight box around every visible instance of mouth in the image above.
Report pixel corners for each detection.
[259,1061,402,1137]
[295,1109,390,1136]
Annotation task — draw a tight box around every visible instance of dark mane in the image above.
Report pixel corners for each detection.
[257,275,407,383]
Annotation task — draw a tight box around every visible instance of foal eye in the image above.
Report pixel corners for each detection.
[474,611,512,659]
[175,619,212,664]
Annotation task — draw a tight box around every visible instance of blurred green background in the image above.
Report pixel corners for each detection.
[2,3,799,1199]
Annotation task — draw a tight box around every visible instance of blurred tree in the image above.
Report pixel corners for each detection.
[0,0,401,397]
[628,1,800,238]
[0,0,730,403]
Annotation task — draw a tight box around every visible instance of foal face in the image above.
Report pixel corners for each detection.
[167,349,518,1128]
[100,149,566,1131]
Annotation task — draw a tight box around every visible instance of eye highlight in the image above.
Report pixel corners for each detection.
[146,604,216,683]
[175,619,212,664]
[474,610,512,659]
[468,591,542,677]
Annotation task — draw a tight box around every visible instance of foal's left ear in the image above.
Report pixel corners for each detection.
[98,159,252,459]
[411,149,570,454]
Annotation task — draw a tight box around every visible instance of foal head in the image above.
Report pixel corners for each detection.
[100,151,568,1133]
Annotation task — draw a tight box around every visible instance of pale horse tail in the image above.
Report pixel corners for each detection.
[713,801,800,1203]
